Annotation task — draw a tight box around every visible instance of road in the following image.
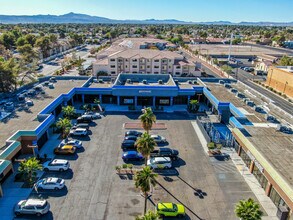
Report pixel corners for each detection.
[181,49,293,115]
[243,42,293,56]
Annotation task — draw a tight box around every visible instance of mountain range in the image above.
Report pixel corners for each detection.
[0,12,292,26]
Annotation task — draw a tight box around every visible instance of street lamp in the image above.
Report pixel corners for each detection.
[283,81,288,94]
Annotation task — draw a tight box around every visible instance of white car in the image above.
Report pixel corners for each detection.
[151,135,167,144]
[35,177,65,190]
[84,111,101,119]
[70,128,87,136]
[43,159,70,172]
[14,199,50,216]
[61,139,82,148]
[147,157,172,169]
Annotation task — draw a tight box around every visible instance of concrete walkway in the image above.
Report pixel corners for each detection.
[191,121,278,219]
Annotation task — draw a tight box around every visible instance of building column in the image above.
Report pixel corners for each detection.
[265,182,272,196]
[81,94,85,104]
[71,97,74,106]
[170,97,173,106]
[134,96,137,107]
[117,96,120,105]
[237,146,242,156]
[99,94,102,104]
[153,96,156,107]
[249,160,255,173]
[53,109,56,116]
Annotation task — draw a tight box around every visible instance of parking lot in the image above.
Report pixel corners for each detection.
[14,111,263,220]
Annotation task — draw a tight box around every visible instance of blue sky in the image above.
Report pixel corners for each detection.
[0,0,292,22]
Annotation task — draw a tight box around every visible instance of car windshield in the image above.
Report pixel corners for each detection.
[20,201,26,208]
[37,201,47,209]
[172,204,178,211]
[57,178,62,183]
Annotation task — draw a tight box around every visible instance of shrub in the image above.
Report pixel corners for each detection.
[122,164,128,169]
[207,142,215,149]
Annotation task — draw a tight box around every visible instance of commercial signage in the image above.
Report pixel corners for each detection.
[139,90,151,93]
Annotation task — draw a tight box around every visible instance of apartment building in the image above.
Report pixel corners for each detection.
[93,49,201,77]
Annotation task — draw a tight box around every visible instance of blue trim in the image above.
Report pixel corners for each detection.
[229,117,245,130]
[230,103,247,119]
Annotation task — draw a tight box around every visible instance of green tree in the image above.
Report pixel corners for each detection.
[139,107,156,133]
[221,64,233,78]
[17,44,38,64]
[136,132,157,166]
[0,32,16,49]
[16,37,28,47]
[35,36,52,58]
[189,99,199,112]
[62,105,75,119]
[135,166,158,214]
[18,157,42,185]
[278,55,293,66]
[235,198,263,220]
[56,117,72,138]
[135,210,160,220]
[0,58,19,92]
[25,34,37,47]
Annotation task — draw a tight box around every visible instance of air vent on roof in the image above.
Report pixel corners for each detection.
[188,80,192,84]
[254,105,266,113]
[192,80,197,84]
[142,80,147,84]
[265,114,277,123]
[158,80,163,84]
[126,79,132,84]
[246,100,255,107]
[236,92,245,99]
[224,83,231,88]
[98,79,103,83]
[219,80,225,84]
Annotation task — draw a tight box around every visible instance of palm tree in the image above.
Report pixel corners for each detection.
[18,157,42,185]
[56,117,72,138]
[136,132,157,166]
[62,105,75,119]
[189,99,199,112]
[139,107,156,133]
[135,210,159,220]
[235,198,263,220]
[135,166,158,215]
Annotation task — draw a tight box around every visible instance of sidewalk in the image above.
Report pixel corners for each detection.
[191,121,278,219]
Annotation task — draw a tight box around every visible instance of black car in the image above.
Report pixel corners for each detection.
[121,140,136,151]
[72,123,90,130]
[150,148,179,160]
[125,130,142,137]
[77,115,92,123]
[124,135,138,141]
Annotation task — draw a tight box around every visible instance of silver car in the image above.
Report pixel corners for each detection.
[14,199,50,216]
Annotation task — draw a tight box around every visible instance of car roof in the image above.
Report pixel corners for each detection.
[51,159,67,164]
[125,151,138,155]
[61,145,74,149]
[123,139,135,143]
[25,199,46,206]
[151,135,159,138]
[160,148,171,152]
[44,177,59,183]
[157,203,174,209]
[75,128,86,131]
[153,157,171,162]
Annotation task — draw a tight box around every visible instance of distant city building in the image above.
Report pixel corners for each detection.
[283,41,293,49]
[266,66,293,98]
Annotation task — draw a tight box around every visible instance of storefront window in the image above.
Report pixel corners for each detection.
[269,187,289,212]
[240,149,252,168]
[252,165,268,190]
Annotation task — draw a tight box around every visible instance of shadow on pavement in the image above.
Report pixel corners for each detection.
[30,186,68,198]
[42,169,74,180]
[14,211,53,220]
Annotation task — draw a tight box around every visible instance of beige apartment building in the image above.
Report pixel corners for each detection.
[93,49,201,77]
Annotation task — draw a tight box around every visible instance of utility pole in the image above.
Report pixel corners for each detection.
[228,33,233,62]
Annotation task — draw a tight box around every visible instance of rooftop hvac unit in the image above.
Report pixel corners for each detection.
[158,80,163,84]
[243,98,250,103]
[254,105,265,113]
[188,80,192,84]
[230,88,238,93]
[142,79,147,84]
[246,101,255,107]
[224,83,231,88]
[276,124,293,134]
[126,79,132,84]
[236,92,245,99]
[98,79,103,83]
[219,80,225,84]
[193,80,197,84]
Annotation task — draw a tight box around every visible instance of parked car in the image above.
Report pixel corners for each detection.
[147,157,172,169]
[54,145,76,155]
[14,199,50,216]
[156,202,185,218]
[125,130,142,137]
[150,148,179,160]
[43,159,70,171]
[70,128,87,136]
[151,135,167,144]
[122,151,144,161]
[121,140,136,151]
[72,123,90,130]
[124,135,138,141]
[60,139,82,149]
[84,111,101,119]
[35,177,65,190]
[26,100,34,106]
[77,115,92,123]
[48,83,54,89]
